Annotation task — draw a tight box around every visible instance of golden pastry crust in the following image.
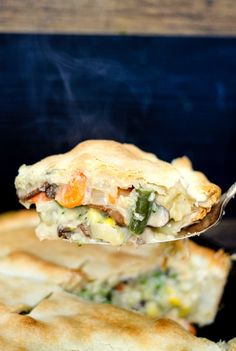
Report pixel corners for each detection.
[0,291,224,351]
[172,156,221,210]
[0,209,39,231]
[0,250,85,291]
[227,339,236,351]
[0,210,87,312]
[16,140,220,206]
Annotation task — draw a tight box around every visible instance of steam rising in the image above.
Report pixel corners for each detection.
[25,36,152,152]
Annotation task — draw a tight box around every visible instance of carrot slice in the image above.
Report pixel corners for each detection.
[29,192,50,204]
[108,191,118,205]
[114,283,126,292]
[55,172,87,209]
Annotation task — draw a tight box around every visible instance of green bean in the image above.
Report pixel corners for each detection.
[129,189,154,235]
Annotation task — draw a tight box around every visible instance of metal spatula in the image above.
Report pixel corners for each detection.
[170,182,236,241]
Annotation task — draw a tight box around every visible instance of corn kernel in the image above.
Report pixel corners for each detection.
[146,301,159,318]
[103,217,116,226]
[179,306,190,318]
[169,296,182,307]
[168,296,190,317]
[87,208,103,223]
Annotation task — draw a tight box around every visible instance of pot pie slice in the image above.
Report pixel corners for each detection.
[0,210,230,331]
[0,210,231,330]
[0,290,232,351]
[76,241,230,328]
[15,140,221,246]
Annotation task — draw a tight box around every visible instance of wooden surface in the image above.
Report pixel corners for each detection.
[0,0,236,35]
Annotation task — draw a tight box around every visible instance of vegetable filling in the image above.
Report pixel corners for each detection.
[78,269,193,319]
[22,176,198,244]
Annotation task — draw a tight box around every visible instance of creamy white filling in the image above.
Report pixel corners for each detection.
[34,195,197,245]
[33,180,199,245]
[78,269,198,321]
[35,201,129,245]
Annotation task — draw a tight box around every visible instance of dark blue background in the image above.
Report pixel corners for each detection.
[0,34,236,340]
[0,34,235,215]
